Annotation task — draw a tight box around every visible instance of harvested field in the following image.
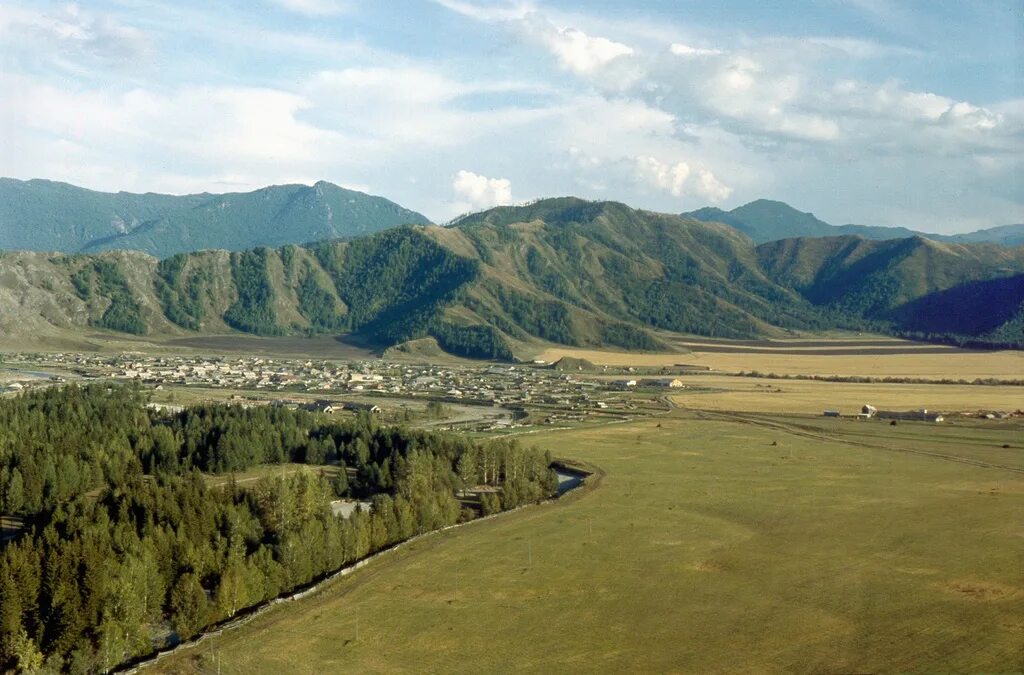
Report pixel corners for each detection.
[673,345,964,355]
[672,375,1023,415]
[668,336,913,348]
[536,343,1024,379]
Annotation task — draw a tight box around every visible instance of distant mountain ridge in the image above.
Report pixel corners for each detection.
[686,199,1024,246]
[2,197,1022,357]
[0,178,431,258]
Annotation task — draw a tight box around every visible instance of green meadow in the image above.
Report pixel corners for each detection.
[155,411,1024,674]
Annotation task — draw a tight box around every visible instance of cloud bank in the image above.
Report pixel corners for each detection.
[0,0,1018,231]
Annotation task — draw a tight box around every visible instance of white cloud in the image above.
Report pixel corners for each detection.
[692,168,732,202]
[431,0,534,22]
[687,54,842,142]
[942,102,1000,131]
[0,73,349,194]
[824,79,1005,150]
[563,148,732,204]
[670,43,724,58]
[270,0,352,16]
[633,156,690,196]
[0,4,151,67]
[544,26,634,74]
[800,36,921,59]
[452,170,513,210]
[438,5,637,84]
[304,66,558,152]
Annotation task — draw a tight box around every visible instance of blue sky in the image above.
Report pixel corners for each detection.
[0,0,1020,231]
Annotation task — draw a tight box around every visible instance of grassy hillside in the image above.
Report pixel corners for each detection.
[0,178,430,258]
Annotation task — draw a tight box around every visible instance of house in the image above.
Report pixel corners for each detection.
[303,400,338,413]
[642,378,684,388]
[875,408,944,422]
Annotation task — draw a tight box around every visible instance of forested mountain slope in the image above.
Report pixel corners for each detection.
[1,198,1021,357]
[0,178,430,258]
[756,235,1024,341]
[438,198,821,350]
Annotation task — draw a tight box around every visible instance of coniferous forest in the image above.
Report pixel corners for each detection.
[0,384,558,673]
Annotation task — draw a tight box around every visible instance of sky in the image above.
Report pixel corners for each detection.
[0,0,1020,232]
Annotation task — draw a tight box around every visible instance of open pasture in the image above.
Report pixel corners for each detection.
[152,409,1024,674]
[673,374,1022,415]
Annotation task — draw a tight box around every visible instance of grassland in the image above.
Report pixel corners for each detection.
[673,375,1022,415]
[152,409,1024,674]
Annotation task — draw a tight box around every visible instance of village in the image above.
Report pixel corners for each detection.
[0,352,692,431]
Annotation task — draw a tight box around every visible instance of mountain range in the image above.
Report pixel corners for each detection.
[686,199,1024,246]
[0,178,430,258]
[2,197,1022,357]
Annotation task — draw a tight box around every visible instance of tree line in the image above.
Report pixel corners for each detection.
[0,384,557,672]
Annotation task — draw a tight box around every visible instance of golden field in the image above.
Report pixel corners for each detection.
[535,344,1024,380]
[675,375,1022,415]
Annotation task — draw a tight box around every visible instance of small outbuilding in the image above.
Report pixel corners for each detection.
[344,401,382,415]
